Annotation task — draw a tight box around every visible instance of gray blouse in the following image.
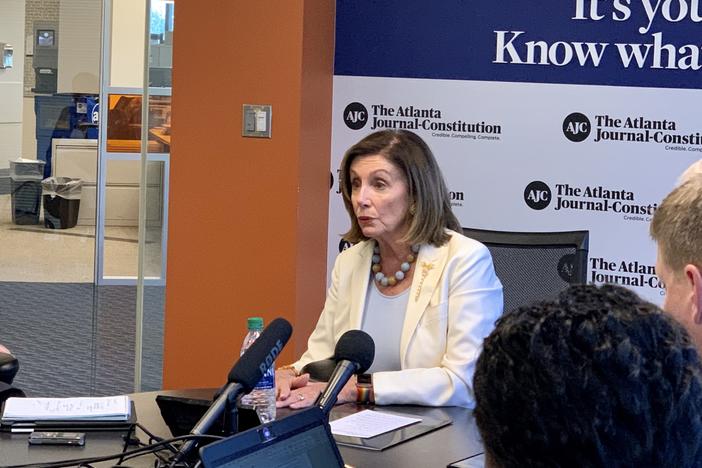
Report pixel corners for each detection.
[360,280,410,374]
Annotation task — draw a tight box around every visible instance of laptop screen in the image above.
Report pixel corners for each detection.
[199,406,344,468]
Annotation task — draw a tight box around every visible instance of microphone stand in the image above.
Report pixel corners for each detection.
[224,390,239,436]
[168,382,244,467]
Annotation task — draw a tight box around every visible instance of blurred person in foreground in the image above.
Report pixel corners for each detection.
[473,284,702,468]
[678,158,702,185]
[276,129,503,409]
[650,174,702,350]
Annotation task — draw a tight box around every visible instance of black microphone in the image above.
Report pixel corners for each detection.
[315,330,375,414]
[171,317,293,465]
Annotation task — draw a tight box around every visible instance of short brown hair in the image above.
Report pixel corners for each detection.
[650,174,702,272]
[339,129,461,246]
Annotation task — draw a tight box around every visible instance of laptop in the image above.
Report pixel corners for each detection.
[199,406,344,468]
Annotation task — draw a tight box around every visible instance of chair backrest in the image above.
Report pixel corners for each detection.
[0,353,19,385]
[463,228,589,315]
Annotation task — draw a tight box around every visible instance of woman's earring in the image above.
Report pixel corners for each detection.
[409,203,416,216]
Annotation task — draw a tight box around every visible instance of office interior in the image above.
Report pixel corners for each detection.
[1,0,334,398]
[1,0,173,397]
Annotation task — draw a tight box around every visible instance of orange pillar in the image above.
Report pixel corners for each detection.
[163,1,334,388]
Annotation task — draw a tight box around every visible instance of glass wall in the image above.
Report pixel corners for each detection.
[136,0,173,391]
[0,0,172,396]
[0,0,103,397]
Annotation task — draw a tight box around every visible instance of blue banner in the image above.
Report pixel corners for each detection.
[335,0,701,89]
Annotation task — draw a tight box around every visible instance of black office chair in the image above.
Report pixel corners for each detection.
[301,359,336,382]
[0,353,19,385]
[463,228,589,315]
[0,352,24,402]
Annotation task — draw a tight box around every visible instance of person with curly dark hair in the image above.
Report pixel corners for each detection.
[473,284,702,468]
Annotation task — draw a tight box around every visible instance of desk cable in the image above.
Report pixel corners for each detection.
[3,432,223,468]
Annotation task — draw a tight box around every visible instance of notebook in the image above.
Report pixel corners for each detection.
[331,408,452,451]
[2,396,131,422]
[199,406,344,468]
[1,396,136,432]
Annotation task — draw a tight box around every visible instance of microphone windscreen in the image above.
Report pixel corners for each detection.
[333,330,375,374]
[228,317,292,392]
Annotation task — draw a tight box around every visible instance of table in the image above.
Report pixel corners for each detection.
[136,388,484,467]
[1,388,484,467]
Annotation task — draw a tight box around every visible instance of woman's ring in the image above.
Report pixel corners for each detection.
[298,394,305,401]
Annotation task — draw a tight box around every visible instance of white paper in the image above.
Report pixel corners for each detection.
[330,410,421,438]
[1,395,131,421]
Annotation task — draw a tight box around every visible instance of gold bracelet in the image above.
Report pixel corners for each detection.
[278,364,299,376]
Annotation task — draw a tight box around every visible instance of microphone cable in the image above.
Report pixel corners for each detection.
[2,433,223,468]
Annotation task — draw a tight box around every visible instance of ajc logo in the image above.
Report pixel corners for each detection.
[557,254,576,282]
[343,102,368,130]
[524,181,552,210]
[562,112,591,142]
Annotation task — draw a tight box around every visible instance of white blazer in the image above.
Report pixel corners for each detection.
[293,230,503,408]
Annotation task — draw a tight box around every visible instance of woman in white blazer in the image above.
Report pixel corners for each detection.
[276,130,503,409]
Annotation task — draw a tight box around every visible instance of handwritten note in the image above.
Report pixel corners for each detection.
[330,410,421,438]
[1,395,131,421]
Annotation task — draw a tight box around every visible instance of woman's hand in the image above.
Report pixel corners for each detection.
[276,375,358,410]
[336,375,358,404]
[276,381,326,409]
[275,369,309,402]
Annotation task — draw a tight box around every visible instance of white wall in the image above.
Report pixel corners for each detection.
[57,0,101,94]
[0,0,26,169]
[110,0,145,88]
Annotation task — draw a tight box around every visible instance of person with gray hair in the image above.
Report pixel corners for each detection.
[678,159,702,185]
[275,129,503,409]
[650,174,702,350]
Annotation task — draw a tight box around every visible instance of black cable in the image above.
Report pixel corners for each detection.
[116,442,174,464]
[133,422,180,465]
[116,426,171,467]
[116,423,137,466]
[135,422,178,453]
[3,434,223,468]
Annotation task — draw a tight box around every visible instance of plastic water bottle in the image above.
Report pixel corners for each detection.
[239,317,276,423]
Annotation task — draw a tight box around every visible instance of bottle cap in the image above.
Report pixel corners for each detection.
[247,317,264,330]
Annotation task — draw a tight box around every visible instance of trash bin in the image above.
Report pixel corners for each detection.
[41,177,83,229]
[10,158,46,225]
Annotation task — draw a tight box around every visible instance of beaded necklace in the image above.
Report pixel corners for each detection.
[371,243,420,287]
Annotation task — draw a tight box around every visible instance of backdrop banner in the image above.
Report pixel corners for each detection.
[328,0,702,305]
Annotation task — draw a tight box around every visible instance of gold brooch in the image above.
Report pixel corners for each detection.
[414,262,435,302]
